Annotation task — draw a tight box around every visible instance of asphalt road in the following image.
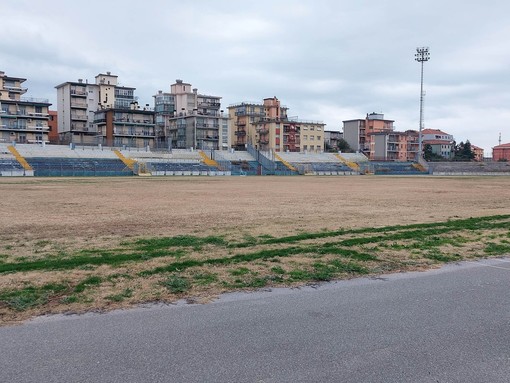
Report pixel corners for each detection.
[1,258,509,383]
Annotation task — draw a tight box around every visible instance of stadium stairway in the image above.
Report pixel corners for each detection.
[274,153,297,172]
[113,150,137,172]
[7,145,33,171]
[334,153,360,172]
[199,151,220,169]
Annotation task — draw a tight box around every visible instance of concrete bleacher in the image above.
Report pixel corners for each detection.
[338,152,369,163]
[121,148,202,161]
[428,161,510,175]
[214,150,257,162]
[0,144,30,176]
[277,152,341,163]
[360,161,426,175]
[277,152,356,175]
[14,144,118,159]
[26,157,133,177]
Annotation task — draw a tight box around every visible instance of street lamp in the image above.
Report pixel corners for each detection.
[415,46,430,159]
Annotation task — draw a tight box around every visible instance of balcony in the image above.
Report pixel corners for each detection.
[3,85,27,93]
[20,97,50,104]
[25,125,50,132]
[71,124,90,132]
[70,89,87,97]
[113,130,155,137]
[71,101,87,109]
[235,130,246,136]
[198,101,220,108]
[71,114,88,121]
[258,128,269,135]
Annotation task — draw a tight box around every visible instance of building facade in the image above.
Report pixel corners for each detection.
[471,145,484,162]
[56,72,148,147]
[229,97,325,153]
[154,80,229,150]
[94,107,156,148]
[47,110,59,144]
[369,130,419,161]
[492,143,510,161]
[0,71,51,144]
[421,128,454,159]
[324,130,343,152]
[343,113,394,155]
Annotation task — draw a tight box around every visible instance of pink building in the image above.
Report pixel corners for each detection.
[492,143,510,161]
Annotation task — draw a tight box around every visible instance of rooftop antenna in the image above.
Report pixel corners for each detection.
[499,132,501,145]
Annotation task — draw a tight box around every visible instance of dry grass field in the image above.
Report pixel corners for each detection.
[1,175,510,324]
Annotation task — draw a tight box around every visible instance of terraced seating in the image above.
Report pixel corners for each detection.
[15,144,118,159]
[339,152,369,163]
[364,162,425,175]
[429,161,510,174]
[147,161,212,174]
[26,157,133,177]
[229,160,259,176]
[0,159,26,176]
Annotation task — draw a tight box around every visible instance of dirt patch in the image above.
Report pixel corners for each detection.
[1,175,509,324]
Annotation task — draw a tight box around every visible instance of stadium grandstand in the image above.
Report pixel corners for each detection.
[8,143,509,177]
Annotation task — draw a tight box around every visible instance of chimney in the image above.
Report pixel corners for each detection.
[78,79,83,83]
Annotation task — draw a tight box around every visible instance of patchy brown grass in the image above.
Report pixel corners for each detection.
[1,175,510,325]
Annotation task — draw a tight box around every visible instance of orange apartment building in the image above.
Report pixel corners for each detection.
[368,130,419,161]
[342,113,394,156]
[492,143,510,161]
[228,97,325,153]
[471,145,484,162]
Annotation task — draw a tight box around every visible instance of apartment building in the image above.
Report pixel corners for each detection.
[94,106,156,148]
[369,130,419,161]
[0,71,51,144]
[343,113,394,155]
[228,97,325,153]
[154,80,229,150]
[421,128,454,159]
[56,72,148,147]
[324,130,343,151]
[471,145,484,162]
[47,110,58,144]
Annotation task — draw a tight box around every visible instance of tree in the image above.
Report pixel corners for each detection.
[337,138,352,153]
[423,143,443,161]
[453,140,475,161]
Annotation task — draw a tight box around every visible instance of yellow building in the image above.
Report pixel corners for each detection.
[0,71,51,144]
[228,97,325,152]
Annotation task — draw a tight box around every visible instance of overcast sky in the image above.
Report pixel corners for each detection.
[3,0,509,154]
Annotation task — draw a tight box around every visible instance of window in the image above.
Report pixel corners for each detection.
[317,136,321,141]
[310,136,314,141]
[310,126,315,131]
[303,135,308,140]
[35,106,42,114]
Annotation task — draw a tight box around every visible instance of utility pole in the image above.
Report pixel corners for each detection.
[415,47,430,159]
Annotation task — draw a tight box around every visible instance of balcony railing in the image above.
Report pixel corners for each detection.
[71,102,87,109]
[20,97,50,104]
[71,114,88,121]
[3,85,27,92]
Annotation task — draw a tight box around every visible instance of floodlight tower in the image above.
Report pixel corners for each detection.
[415,47,430,159]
